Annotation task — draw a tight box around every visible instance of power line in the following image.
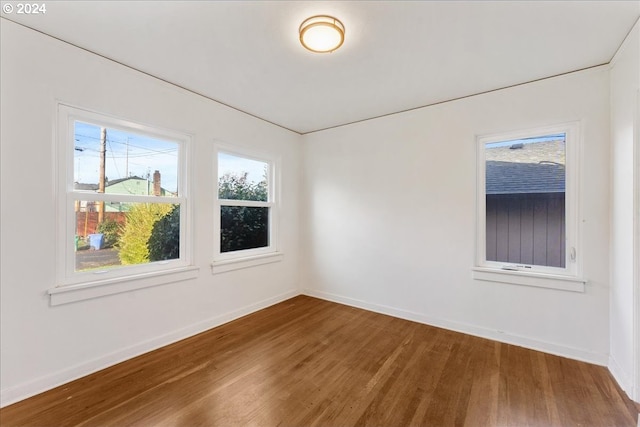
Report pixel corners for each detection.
[74,132,178,156]
[106,138,123,179]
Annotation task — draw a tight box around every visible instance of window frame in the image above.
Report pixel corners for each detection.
[213,144,280,265]
[54,104,194,293]
[474,121,584,291]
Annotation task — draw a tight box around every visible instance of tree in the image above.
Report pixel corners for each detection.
[148,205,180,261]
[118,171,267,264]
[96,218,121,248]
[118,203,172,265]
[218,171,267,201]
[219,172,268,252]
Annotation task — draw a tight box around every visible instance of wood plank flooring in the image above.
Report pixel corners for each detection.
[1,295,637,426]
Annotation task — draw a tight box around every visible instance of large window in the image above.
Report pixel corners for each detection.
[56,105,191,288]
[475,122,581,288]
[214,147,278,262]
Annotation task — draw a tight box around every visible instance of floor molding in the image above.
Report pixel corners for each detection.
[2,294,636,426]
[610,354,635,401]
[303,288,609,366]
[0,289,298,408]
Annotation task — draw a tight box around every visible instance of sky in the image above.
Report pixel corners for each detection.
[218,152,268,185]
[485,133,565,149]
[74,122,179,193]
[74,122,268,195]
[75,121,559,193]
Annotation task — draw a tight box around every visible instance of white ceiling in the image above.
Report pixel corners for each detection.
[4,1,639,134]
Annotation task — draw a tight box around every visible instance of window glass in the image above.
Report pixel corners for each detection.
[220,206,269,252]
[484,134,566,268]
[217,153,268,201]
[215,150,274,257]
[75,202,180,271]
[67,117,185,279]
[74,121,179,197]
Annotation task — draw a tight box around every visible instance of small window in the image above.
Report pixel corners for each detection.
[57,105,191,286]
[214,148,278,261]
[476,122,580,279]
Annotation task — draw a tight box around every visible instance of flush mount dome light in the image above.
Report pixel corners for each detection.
[299,15,345,53]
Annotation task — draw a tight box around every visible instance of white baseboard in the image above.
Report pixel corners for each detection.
[303,289,609,366]
[609,354,634,400]
[0,289,298,408]
[1,288,617,408]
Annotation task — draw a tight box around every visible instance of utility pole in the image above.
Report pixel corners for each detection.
[98,127,106,224]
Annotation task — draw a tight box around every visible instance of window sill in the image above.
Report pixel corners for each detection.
[49,266,200,306]
[211,252,284,274]
[472,267,586,292]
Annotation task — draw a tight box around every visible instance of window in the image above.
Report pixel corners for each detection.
[54,105,193,294]
[474,122,583,291]
[213,146,279,267]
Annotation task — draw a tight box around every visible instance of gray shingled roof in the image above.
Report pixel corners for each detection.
[73,182,99,191]
[486,161,565,194]
[485,140,565,195]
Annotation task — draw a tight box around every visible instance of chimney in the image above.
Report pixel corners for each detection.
[153,170,161,196]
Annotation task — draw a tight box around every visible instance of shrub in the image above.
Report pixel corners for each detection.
[218,171,269,252]
[96,219,121,248]
[218,171,267,201]
[220,206,268,252]
[118,203,172,265]
[148,205,180,261]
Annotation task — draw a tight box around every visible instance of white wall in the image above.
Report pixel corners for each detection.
[2,16,636,408]
[609,19,639,401]
[0,21,301,406]
[301,66,612,365]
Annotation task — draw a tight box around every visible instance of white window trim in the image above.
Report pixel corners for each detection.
[212,143,282,272]
[49,266,199,306]
[474,121,585,292]
[210,252,284,275]
[51,103,196,303]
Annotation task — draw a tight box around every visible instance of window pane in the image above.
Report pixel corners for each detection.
[220,206,269,252]
[74,122,180,197]
[75,202,180,271]
[218,153,268,201]
[485,134,566,268]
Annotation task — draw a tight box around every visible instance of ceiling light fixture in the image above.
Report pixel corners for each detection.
[299,15,345,53]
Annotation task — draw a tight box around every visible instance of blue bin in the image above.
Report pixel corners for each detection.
[88,233,104,250]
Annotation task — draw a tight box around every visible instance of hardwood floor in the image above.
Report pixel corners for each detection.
[1,295,637,426]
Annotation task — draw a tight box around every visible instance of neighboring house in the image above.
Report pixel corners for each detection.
[485,140,566,267]
[74,170,169,213]
[103,173,168,212]
[72,182,99,213]
[73,171,170,236]
[73,182,99,192]
[106,174,168,197]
